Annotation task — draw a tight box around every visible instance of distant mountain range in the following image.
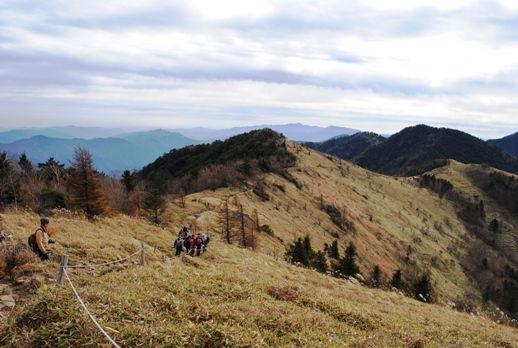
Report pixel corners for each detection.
[0,130,200,173]
[0,124,359,173]
[2,123,518,175]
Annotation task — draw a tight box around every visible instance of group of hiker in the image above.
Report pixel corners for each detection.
[174,226,210,257]
[25,218,211,262]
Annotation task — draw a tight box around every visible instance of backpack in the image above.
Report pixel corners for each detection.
[28,229,41,253]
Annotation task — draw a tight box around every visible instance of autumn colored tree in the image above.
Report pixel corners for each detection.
[66,146,113,218]
[102,174,127,213]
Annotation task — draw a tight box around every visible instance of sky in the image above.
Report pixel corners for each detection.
[1,0,518,139]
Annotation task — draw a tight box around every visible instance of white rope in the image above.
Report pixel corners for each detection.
[63,268,120,348]
[64,248,142,269]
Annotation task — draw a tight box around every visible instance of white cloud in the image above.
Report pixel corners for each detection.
[1,0,518,138]
[497,0,518,9]
[362,0,473,10]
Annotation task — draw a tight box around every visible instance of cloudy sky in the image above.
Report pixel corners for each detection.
[1,0,517,139]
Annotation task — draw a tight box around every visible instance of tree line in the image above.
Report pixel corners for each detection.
[0,147,156,220]
[284,235,433,303]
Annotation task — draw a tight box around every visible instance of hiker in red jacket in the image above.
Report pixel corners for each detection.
[189,234,195,256]
[195,234,203,256]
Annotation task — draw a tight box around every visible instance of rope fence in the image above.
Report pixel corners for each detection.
[63,268,121,348]
[62,246,144,269]
[55,240,210,347]
[57,242,145,348]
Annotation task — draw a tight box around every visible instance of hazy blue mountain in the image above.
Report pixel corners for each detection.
[0,126,128,143]
[172,123,360,142]
[117,129,200,155]
[0,131,200,173]
[0,129,72,143]
[3,124,358,173]
[0,136,144,173]
[487,132,518,157]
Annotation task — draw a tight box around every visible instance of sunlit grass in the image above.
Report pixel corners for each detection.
[2,143,518,346]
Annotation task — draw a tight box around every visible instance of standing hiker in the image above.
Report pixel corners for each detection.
[174,233,183,256]
[195,234,203,256]
[184,234,192,256]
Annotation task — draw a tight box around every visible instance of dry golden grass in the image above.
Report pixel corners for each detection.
[1,142,518,346]
[1,224,518,347]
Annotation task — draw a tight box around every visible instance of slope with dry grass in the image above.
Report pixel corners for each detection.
[1,140,518,346]
[1,213,518,347]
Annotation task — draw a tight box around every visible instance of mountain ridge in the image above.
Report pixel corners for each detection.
[2,130,518,345]
[307,124,518,176]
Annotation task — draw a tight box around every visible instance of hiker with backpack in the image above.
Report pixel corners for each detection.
[195,234,203,256]
[174,233,183,256]
[29,217,55,261]
[184,235,192,255]
[189,234,195,256]
[202,234,210,252]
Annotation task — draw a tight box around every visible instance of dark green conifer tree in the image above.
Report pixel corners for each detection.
[328,240,340,259]
[312,250,328,274]
[333,242,360,278]
[389,269,404,290]
[142,187,166,224]
[413,274,433,302]
[371,265,382,288]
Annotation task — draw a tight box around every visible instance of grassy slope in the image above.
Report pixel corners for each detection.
[1,142,518,346]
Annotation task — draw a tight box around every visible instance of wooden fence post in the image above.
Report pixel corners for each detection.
[141,243,145,266]
[58,255,69,285]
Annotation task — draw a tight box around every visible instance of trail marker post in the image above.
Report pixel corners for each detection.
[57,255,69,285]
[141,243,145,266]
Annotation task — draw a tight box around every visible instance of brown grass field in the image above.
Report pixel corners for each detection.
[1,141,518,347]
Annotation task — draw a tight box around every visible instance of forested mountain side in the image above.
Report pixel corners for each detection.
[138,128,299,193]
[353,124,518,175]
[304,132,386,161]
[488,131,518,157]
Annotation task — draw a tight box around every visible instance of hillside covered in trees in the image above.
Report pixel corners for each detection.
[307,124,518,176]
[304,132,386,162]
[138,128,299,194]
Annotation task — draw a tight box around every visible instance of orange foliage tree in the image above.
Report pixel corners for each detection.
[66,146,114,219]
